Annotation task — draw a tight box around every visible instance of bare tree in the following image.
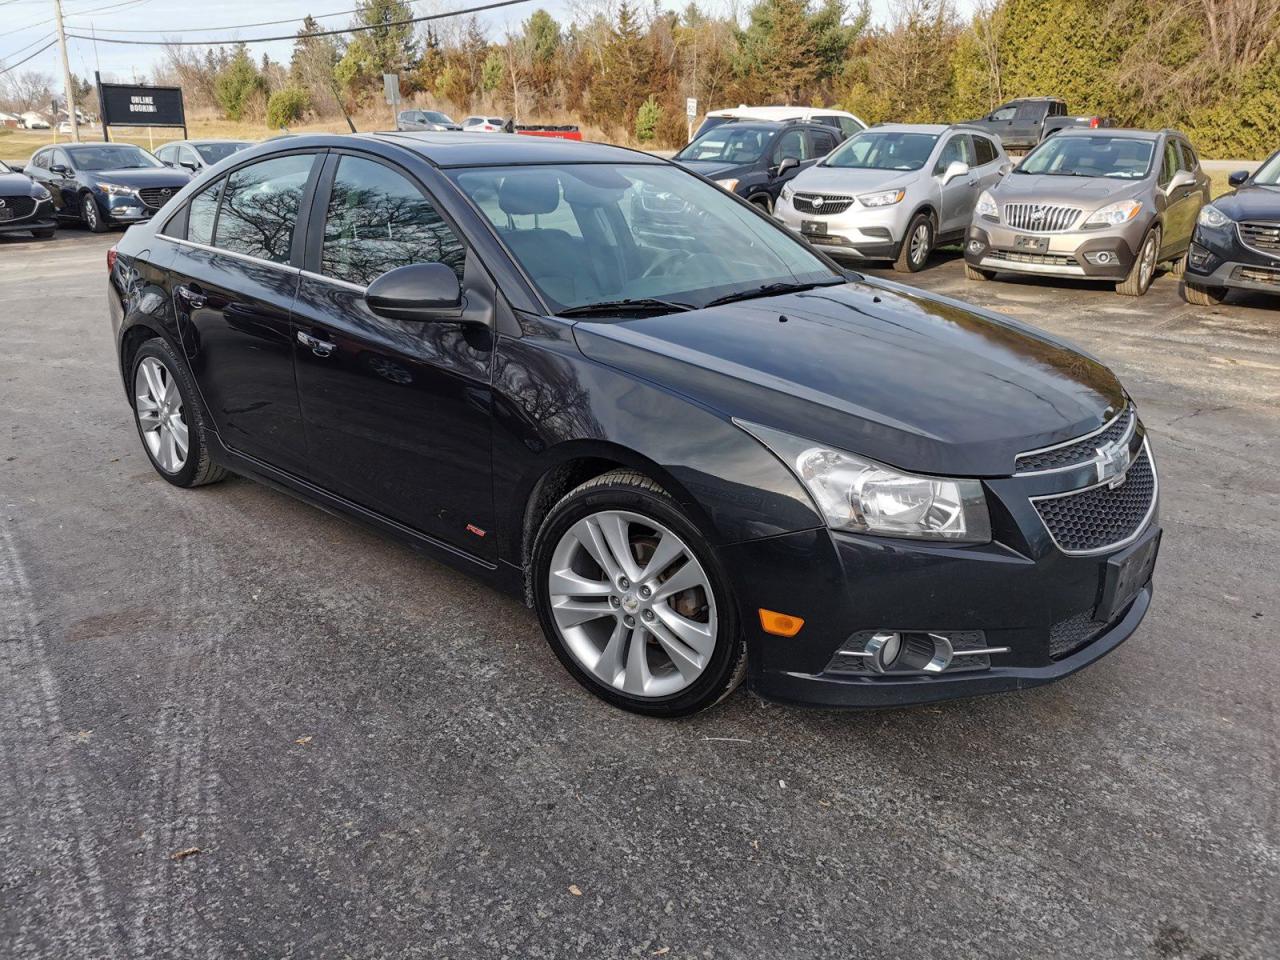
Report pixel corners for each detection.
[0,70,56,115]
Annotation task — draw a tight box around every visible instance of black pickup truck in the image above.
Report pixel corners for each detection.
[966,97,1110,152]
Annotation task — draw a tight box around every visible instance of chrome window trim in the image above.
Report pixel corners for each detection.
[300,268,367,293]
[167,235,301,275]
[1015,405,1135,476]
[1029,438,1158,557]
[1236,221,1280,262]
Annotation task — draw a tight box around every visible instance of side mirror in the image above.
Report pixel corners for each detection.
[180,161,198,172]
[1228,170,1250,188]
[365,262,463,321]
[941,160,970,184]
[1167,169,1196,192]
[10,164,23,173]
[776,156,800,177]
[50,164,70,176]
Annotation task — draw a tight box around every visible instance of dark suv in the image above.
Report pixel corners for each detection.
[1183,147,1280,305]
[671,120,842,213]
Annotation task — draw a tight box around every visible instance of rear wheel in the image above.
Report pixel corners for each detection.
[1168,253,1187,278]
[1182,280,1227,306]
[33,227,55,239]
[532,470,745,717]
[130,338,228,487]
[82,193,108,233]
[1116,226,1160,296]
[965,262,995,281]
[749,194,773,214]
[894,214,933,273]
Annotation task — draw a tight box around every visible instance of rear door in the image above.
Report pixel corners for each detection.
[806,127,839,162]
[166,150,322,475]
[290,150,496,555]
[1010,101,1049,148]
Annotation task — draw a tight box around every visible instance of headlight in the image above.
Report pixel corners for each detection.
[98,182,136,196]
[975,190,998,220]
[737,420,992,543]
[1197,203,1231,228]
[1083,199,1142,228]
[31,183,51,200]
[858,189,905,208]
[780,183,794,202]
[714,178,740,192]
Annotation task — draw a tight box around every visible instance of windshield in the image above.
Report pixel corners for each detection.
[449,162,838,312]
[68,145,163,171]
[823,131,938,171]
[424,111,454,124]
[1017,136,1154,179]
[195,142,249,164]
[674,126,772,164]
[1252,150,1280,186]
[0,160,10,174]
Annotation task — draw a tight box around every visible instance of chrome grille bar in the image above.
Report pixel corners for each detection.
[1003,203,1082,233]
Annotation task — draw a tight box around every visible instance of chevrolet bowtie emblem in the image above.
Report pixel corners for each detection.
[1096,438,1133,487]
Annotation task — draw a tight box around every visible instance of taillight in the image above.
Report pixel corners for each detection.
[1090,117,1101,128]
[107,246,117,272]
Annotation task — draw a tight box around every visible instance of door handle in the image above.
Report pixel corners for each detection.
[175,283,206,309]
[296,330,336,358]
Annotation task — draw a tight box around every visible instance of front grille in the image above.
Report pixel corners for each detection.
[1003,203,1082,232]
[1238,221,1280,255]
[792,193,855,215]
[138,187,178,209]
[1033,445,1156,554]
[1234,265,1280,285]
[0,195,36,219]
[1016,406,1135,474]
[1049,611,1109,660]
[986,249,1077,267]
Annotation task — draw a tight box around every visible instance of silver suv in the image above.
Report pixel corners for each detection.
[964,128,1210,296]
[774,124,1010,272]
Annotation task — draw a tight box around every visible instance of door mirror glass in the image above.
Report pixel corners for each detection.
[1228,170,1250,187]
[776,156,800,177]
[941,160,969,184]
[365,262,462,321]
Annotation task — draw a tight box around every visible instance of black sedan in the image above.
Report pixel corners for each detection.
[26,142,190,232]
[106,132,1161,716]
[0,158,56,238]
[1184,148,1280,304]
[671,120,841,213]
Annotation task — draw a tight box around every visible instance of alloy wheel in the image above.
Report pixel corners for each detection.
[910,223,930,266]
[83,196,98,230]
[134,357,188,473]
[547,510,717,698]
[1139,235,1157,289]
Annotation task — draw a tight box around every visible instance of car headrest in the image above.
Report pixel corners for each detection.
[499,172,561,216]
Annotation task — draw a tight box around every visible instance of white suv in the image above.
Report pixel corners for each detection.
[695,106,867,143]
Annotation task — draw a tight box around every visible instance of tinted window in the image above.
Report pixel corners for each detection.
[214,153,313,263]
[1158,140,1178,186]
[1015,101,1048,120]
[321,155,464,288]
[30,151,48,169]
[1176,140,1198,171]
[808,130,837,156]
[973,135,997,166]
[814,115,841,130]
[188,178,222,245]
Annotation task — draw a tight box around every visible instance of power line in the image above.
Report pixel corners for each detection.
[66,0,533,46]
[0,38,58,75]
[65,0,150,15]
[0,29,55,63]
[75,4,372,33]
[0,15,53,38]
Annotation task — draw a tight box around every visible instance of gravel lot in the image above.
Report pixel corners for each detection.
[2,227,1277,960]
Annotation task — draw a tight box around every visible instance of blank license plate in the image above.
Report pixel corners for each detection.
[801,220,827,236]
[1096,529,1160,622]
[0,208,14,222]
[1014,234,1048,252]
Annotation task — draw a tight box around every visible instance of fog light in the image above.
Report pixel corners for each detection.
[1084,251,1117,265]
[968,240,983,253]
[865,631,901,672]
[1187,242,1211,268]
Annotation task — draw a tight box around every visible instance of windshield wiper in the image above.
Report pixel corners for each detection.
[704,279,843,308]
[557,297,696,317]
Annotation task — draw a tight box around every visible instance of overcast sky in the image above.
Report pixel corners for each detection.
[3,0,975,103]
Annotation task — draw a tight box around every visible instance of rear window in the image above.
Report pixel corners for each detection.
[187,179,222,245]
[973,136,997,166]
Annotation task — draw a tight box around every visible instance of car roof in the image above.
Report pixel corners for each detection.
[865,123,950,135]
[708,106,858,120]
[367,130,664,167]
[1046,128,1165,141]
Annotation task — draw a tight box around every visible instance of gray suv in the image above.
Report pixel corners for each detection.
[964,128,1209,296]
[774,124,1010,272]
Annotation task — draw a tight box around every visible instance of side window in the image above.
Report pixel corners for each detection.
[774,129,806,163]
[1177,140,1198,171]
[808,130,837,156]
[30,151,48,170]
[187,178,223,245]
[1015,101,1048,121]
[213,153,313,263]
[321,154,465,288]
[838,117,860,140]
[53,149,71,169]
[973,136,997,166]
[991,105,1016,121]
[181,146,201,168]
[1158,140,1178,187]
[814,115,840,131]
[155,145,172,163]
[934,135,975,174]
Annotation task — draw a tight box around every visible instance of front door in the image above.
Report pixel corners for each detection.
[290,151,496,556]
[935,134,978,234]
[166,151,320,475]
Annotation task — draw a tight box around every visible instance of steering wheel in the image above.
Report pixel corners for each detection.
[640,248,695,279]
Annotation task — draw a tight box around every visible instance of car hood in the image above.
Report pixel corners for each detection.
[0,171,36,196]
[571,278,1125,477]
[1212,183,1280,221]
[673,159,750,181]
[791,166,916,195]
[996,173,1145,208]
[89,167,192,189]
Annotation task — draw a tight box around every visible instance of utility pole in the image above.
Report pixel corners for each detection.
[52,0,81,142]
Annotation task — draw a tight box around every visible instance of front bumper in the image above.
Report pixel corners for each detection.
[101,192,158,224]
[1186,224,1280,295]
[0,197,55,234]
[718,440,1160,708]
[965,222,1139,281]
[775,196,905,260]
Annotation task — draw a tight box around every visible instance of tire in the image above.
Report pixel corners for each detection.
[81,193,108,233]
[1182,280,1227,306]
[33,228,55,239]
[965,262,995,281]
[1116,226,1160,296]
[531,469,746,717]
[1168,253,1187,278]
[749,195,773,215]
[130,338,228,488]
[893,213,933,273]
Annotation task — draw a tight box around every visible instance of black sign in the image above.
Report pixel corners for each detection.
[98,81,186,128]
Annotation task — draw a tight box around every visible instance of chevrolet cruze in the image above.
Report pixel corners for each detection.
[106,132,1161,716]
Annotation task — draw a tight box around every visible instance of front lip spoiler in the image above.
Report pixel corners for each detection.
[750,585,1152,709]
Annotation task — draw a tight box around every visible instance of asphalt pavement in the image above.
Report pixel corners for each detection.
[1,228,1277,960]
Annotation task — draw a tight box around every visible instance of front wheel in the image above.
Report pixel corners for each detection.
[531,470,746,717]
[33,227,55,239]
[894,214,933,273]
[1116,226,1160,296]
[965,262,995,281]
[82,193,108,233]
[1182,280,1227,306]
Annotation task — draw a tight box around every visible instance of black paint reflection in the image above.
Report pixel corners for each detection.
[216,154,312,264]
